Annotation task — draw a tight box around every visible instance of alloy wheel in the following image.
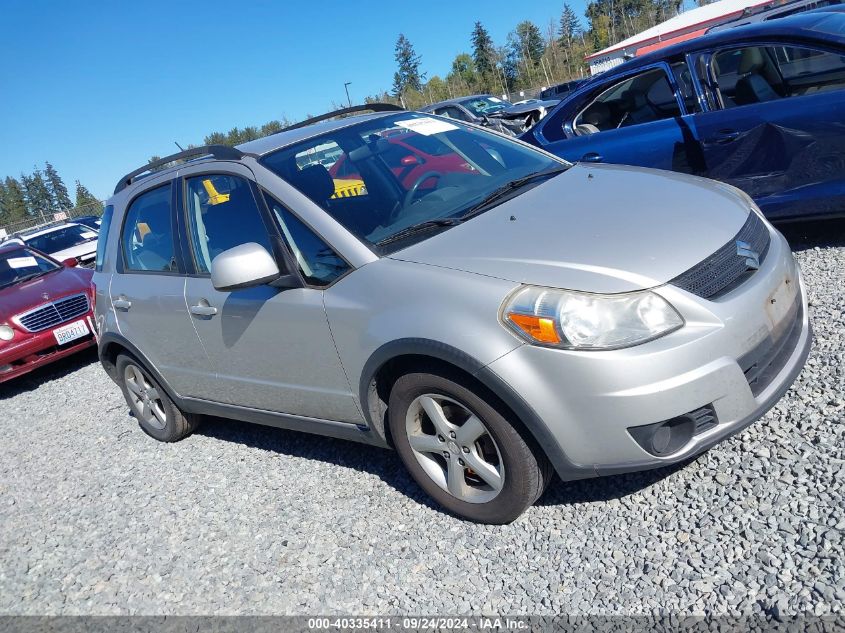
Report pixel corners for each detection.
[405,393,504,503]
[124,364,167,430]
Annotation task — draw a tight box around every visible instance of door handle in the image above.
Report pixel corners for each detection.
[190,302,218,317]
[709,130,740,145]
[581,152,604,163]
[113,297,131,311]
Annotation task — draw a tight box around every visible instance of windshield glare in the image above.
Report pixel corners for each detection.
[23,224,97,254]
[0,248,60,289]
[262,113,562,252]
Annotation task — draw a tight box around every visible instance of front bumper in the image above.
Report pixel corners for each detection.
[486,227,811,480]
[0,315,96,383]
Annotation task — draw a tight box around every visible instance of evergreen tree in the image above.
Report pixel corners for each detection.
[559,4,581,50]
[0,177,28,224]
[471,21,497,88]
[392,34,425,97]
[44,161,73,211]
[23,168,55,216]
[75,181,103,214]
[514,21,546,65]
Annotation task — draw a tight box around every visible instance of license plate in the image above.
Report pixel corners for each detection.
[765,278,797,329]
[53,319,89,345]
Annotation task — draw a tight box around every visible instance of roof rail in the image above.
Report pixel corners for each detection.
[114,145,247,194]
[279,103,405,134]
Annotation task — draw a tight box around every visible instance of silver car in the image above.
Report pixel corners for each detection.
[93,109,810,523]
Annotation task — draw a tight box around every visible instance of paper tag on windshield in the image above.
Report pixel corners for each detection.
[80,231,97,239]
[395,117,458,136]
[8,256,38,269]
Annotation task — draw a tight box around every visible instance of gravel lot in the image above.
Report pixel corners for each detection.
[0,222,843,616]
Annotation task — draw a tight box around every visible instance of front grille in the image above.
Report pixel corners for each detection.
[739,296,803,397]
[671,212,770,299]
[17,293,90,333]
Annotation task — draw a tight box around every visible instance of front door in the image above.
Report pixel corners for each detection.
[109,180,212,397]
[178,166,362,423]
[693,43,845,220]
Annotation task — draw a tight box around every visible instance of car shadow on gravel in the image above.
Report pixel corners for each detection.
[196,415,698,514]
[777,218,845,251]
[0,347,99,401]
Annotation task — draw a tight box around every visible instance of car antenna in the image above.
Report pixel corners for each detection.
[174,141,185,151]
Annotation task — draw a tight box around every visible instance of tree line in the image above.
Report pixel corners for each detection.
[159,0,685,161]
[0,163,102,229]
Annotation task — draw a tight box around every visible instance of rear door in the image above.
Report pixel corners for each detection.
[532,63,703,173]
[109,180,212,397]
[691,42,845,220]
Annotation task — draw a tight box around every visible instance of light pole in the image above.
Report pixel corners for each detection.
[344,82,352,107]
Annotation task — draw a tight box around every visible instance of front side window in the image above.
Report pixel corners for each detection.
[573,68,682,136]
[0,247,60,289]
[712,44,845,108]
[435,106,471,121]
[263,193,350,286]
[23,224,98,254]
[184,174,273,274]
[261,113,563,253]
[121,185,176,272]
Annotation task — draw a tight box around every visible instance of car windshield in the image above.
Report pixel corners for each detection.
[262,112,565,253]
[460,96,510,116]
[0,247,60,289]
[23,224,97,254]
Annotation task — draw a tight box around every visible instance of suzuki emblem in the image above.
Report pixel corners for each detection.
[736,240,760,270]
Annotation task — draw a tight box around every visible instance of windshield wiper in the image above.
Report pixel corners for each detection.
[460,164,569,221]
[376,218,463,247]
[15,270,53,284]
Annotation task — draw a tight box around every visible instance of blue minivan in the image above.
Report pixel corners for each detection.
[521,11,845,221]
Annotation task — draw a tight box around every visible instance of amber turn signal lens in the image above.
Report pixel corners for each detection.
[506,314,561,345]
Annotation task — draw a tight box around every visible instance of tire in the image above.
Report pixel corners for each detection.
[388,367,551,524]
[116,353,199,442]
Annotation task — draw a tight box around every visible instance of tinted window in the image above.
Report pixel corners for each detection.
[185,174,272,274]
[261,113,561,253]
[121,185,176,272]
[713,45,845,108]
[0,247,59,289]
[24,224,97,254]
[95,205,113,272]
[263,193,350,286]
[573,68,681,136]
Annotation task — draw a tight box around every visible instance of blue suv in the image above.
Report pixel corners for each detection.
[521,11,845,222]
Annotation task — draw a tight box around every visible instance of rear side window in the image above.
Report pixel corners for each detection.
[121,185,176,272]
[95,205,113,272]
[184,174,273,274]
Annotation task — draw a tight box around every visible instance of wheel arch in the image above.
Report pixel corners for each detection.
[359,338,593,481]
[98,333,183,407]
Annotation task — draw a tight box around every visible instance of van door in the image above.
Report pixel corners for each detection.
[109,180,213,398]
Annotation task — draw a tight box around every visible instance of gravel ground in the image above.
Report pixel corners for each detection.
[0,222,843,616]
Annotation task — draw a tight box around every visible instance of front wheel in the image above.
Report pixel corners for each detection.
[388,369,550,523]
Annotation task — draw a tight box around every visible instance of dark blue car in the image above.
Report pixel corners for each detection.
[521,10,845,221]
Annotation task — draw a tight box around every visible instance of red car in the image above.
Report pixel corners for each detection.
[0,242,96,383]
[329,130,476,190]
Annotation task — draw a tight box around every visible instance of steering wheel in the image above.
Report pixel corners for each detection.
[402,171,443,209]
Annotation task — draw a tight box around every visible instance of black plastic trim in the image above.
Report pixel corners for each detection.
[279,104,404,134]
[358,338,596,481]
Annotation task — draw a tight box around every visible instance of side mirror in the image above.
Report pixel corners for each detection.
[211,243,281,292]
[62,257,79,268]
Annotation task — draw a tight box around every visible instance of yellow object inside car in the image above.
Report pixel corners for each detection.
[202,178,231,205]
[332,179,366,199]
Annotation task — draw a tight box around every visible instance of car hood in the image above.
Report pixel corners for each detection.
[390,163,755,293]
[0,266,93,323]
[49,241,97,263]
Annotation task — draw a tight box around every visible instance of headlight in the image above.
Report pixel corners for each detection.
[502,286,684,350]
[0,325,14,342]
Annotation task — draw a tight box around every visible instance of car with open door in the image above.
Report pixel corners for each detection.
[521,11,845,221]
[0,243,95,383]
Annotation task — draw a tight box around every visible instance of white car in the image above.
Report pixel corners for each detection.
[20,222,99,268]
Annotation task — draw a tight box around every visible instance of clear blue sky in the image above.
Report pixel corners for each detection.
[0,0,591,200]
